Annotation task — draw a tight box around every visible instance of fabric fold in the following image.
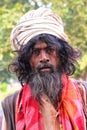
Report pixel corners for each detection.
[16,75,86,130]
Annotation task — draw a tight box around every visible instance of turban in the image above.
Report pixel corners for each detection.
[10,7,68,50]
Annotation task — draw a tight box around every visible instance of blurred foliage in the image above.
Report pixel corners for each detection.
[0,0,87,87]
[0,84,19,102]
[0,82,8,92]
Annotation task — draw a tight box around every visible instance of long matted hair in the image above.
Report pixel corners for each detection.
[9,34,80,85]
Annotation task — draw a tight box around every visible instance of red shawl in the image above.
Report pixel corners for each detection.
[16,74,86,130]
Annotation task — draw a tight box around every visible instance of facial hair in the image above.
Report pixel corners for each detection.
[29,63,63,108]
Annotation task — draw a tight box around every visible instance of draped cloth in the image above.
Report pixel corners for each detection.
[10,8,68,50]
[16,74,86,130]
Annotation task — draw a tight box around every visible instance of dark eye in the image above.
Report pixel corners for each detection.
[32,49,40,56]
[46,47,55,54]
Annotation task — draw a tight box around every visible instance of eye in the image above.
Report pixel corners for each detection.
[46,47,55,54]
[32,49,40,56]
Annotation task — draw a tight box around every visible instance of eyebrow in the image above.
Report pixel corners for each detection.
[33,45,55,50]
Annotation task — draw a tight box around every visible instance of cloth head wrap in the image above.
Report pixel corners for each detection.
[10,7,68,50]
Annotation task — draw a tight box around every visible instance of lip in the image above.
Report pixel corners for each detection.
[39,67,51,72]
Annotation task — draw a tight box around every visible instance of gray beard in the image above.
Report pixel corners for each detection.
[29,71,63,108]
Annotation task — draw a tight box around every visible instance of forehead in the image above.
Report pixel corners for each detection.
[33,41,48,49]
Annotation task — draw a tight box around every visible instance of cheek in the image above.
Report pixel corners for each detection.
[56,58,60,66]
[29,56,39,69]
[50,54,60,67]
[53,57,60,67]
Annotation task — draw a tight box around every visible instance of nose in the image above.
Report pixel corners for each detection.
[40,51,49,63]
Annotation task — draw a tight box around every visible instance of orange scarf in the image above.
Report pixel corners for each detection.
[16,75,86,130]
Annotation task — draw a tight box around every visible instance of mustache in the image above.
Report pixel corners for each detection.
[36,63,55,72]
[29,63,57,80]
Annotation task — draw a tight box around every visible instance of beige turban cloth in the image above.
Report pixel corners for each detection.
[10,7,68,50]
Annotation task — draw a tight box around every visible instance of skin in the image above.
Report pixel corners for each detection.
[30,41,60,72]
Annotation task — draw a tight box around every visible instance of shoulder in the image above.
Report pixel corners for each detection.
[72,79,87,93]
[77,80,87,92]
[73,80,87,98]
[1,91,19,130]
[2,91,19,111]
[72,79,87,118]
[72,79,87,100]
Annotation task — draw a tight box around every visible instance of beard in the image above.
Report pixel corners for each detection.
[28,63,63,108]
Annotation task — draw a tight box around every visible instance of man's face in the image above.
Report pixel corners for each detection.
[29,41,62,107]
[29,41,60,73]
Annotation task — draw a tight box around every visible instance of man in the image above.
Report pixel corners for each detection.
[1,7,87,130]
